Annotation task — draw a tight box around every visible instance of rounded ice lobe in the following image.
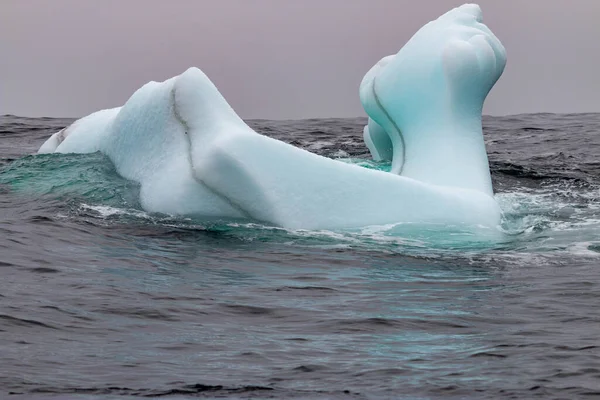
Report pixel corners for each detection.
[359,3,506,196]
[38,4,505,231]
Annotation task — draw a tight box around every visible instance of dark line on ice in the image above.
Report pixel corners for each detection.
[372,76,406,175]
[171,87,253,219]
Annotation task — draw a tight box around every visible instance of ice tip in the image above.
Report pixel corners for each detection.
[181,66,204,77]
[458,3,483,20]
[440,4,483,24]
[177,67,213,87]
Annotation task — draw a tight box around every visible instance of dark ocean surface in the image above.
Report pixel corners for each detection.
[1,114,599,399]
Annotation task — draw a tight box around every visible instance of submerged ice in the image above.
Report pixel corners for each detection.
[38,4,506,231]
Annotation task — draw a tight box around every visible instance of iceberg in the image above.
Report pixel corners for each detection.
[38,4,505,231]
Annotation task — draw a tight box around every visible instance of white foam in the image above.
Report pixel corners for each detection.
[81,204,149,219]
[567,242,600,257]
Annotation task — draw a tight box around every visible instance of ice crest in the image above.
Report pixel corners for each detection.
[360,3,506,196]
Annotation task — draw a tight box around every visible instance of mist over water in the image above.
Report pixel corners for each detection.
[1,114,600,399]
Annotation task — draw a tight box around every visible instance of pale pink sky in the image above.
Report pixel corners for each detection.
[2,0,599,119]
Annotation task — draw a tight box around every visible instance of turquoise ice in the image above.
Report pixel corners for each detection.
[361,4,506,196]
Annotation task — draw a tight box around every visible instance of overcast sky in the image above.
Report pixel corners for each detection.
[2,0,599,119]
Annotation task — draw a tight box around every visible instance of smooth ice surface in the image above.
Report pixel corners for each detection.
[364,118,393,162]
[360,4,506,196]
[361,55,395,162]
[38,4,504,230]
[38,108,120,154]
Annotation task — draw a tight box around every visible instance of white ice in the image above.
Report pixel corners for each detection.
[38,4,505,231]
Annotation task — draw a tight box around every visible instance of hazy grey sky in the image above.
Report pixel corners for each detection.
[2,0,599,119]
